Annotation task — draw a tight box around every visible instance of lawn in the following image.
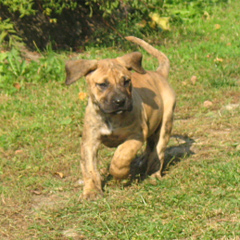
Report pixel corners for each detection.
[0,1,240,239]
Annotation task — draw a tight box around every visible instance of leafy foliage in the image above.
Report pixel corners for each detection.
[0,48,64,94]
[0,0,35,16]
[0,18,22,46]
[165,0,229,22]
[0,0,229,49]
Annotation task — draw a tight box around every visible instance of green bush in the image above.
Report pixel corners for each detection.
[0,0,229,49]
[0,18,22,47]
[0,48,64,94]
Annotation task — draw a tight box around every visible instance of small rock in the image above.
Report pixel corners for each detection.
[203,100,213,108]
[182,81,187,86]
[62,229,79,238]
[190,75,197,85]
[225,104,239,111]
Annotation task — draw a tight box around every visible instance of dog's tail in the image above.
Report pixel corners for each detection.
[125,36,170,78]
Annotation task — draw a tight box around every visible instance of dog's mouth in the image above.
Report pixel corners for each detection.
[115,110,123,115]
[98,104,133,115]
[112,109,126,115]
[94,95,133,115]
[104,108,131,115]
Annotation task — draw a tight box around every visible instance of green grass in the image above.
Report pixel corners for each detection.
[1,1,240,239]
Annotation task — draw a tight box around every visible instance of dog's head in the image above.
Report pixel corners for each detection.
[65,52,146,114]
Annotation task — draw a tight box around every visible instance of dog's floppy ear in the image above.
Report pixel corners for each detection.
[65,59,98,85]
[117,52,146,74]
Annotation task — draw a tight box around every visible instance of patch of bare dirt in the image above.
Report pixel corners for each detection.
[31,192,72,211]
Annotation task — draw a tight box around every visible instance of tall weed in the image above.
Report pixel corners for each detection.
[0,48,64,94]
[0,18,22,47]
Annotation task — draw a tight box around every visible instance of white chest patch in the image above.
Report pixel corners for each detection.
[100,122,112,135]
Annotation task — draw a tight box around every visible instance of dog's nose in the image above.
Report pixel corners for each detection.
[113,96,126,106]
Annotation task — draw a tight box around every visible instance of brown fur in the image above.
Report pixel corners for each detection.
[65,36,176,200]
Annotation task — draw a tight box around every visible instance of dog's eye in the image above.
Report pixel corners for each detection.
[96,82,109,90]
[123,78,131,87]
[124,80,131,87]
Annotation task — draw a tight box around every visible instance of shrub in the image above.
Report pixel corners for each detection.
[0,0,229,50]
[0,48,64,94]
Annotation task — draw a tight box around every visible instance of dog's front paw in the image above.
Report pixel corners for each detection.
[81,188,104,201]
[109,163,130,179]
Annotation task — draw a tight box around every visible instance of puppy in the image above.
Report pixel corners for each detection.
[65,36,176,200]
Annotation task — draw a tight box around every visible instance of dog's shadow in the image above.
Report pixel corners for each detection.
[163,134,195,174]
[130,134,195,182]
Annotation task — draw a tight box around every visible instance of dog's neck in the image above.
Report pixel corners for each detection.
[87,97,139,138]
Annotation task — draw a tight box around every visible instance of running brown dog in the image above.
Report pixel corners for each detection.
[65,36,176,200]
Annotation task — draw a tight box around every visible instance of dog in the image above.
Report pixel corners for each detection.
[65,36,176,200]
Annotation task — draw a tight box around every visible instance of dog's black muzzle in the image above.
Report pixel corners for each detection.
[98,93,133,115]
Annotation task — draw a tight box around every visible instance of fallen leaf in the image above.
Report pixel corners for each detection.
[31,190,42,195]
[137,20,147,28]
[203,100,213,108]
[13,83,21,90]
[215,24,221,29]
[55,172,64,178]
[227,42,231,46]
[15,149,23,155]
[206,54,211,58]
[1,195,6,205]
[149,13,171,30]
[49,18,57,23]
[203,11,210,20]
[190,76,197,85]
[214,57,223,62]
[182,81,187,86]
[78,92,88,100]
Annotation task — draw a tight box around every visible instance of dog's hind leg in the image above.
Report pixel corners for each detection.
[149,108,175,179]
[145,133,160,175]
